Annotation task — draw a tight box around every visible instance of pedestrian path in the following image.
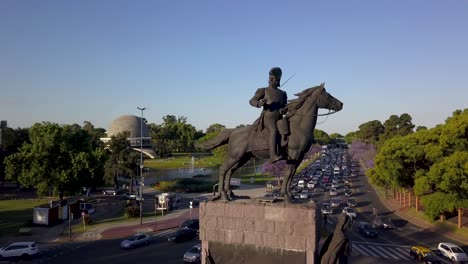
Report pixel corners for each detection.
[351,241,411,260]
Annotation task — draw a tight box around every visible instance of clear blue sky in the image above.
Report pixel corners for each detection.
[1,0,467,135]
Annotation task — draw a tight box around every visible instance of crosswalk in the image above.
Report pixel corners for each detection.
[352,242,412,260]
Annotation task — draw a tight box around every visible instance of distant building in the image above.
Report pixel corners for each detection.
[100,115,157,159]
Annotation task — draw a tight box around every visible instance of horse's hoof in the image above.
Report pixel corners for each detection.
[220,192,231,201]
[210,195,221,201]
[227,191,237,200]
[283,196,293,204]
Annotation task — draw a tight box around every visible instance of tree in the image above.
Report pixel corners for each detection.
[263,160,287,185]
[4,122,102,199]
[356,120,384,144]
[314,129,330,145]
[104,131,134,190]
[206,124,226,134]
[379,113,415,145]
[0,127,30,185]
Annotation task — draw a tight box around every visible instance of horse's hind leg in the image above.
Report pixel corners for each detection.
[225,155,252,200]
[216,158,238,201]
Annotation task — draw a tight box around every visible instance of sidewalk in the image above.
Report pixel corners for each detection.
[377,192,468,245]
[69,208,200,242]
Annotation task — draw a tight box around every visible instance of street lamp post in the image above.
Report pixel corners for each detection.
[137,107,147,225]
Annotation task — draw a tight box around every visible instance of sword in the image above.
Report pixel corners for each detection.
[280,72,296,87]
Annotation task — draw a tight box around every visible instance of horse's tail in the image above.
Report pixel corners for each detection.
[195,129,233,150]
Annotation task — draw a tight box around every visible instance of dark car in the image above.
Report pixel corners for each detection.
[167,228,198,243]
[358,222,378,238]
[346,198,357,207]
[180,219,199,230]
[409,246,441,264]
[373,216,396,229]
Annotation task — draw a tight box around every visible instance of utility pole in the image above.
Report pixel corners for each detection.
[137,107,146,225]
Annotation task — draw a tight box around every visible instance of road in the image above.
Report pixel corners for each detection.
[6,229,200,264]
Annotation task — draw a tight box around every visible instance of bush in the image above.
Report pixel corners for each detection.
[83,214,92,225]
[156,178,216,193]
[126,204,140,218]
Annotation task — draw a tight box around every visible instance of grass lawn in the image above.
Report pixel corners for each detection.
[0,200,47,237]
[145,155,221,170]
[240,174,275,185]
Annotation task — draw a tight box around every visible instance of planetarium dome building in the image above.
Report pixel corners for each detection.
[100,115,157,159]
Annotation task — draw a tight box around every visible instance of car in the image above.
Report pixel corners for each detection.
[344,189,352,197]
[183,244,202,263]
[307,181,315,189]
[0,242,39,258]
[329,188,338,196]
[321,203,333,215]
[373,216,396,229]
[342,207,357,219]
[331,198,341,208]
[358,222,378,238]
[331,182,339,188]
[120,233,151,249]
[180,219,199,230]
[167,228,198,243]
[437,242,468,263]
[300,190,309,199]
[123,192,138,200]
[103,189,121,195]
[409,246,441,264]
[346,198,357,207]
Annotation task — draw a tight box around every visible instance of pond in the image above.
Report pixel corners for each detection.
[142,159,265,186]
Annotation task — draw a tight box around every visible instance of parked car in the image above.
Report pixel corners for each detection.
[329,188,338,196]
[0,242,39,258]
[409,246,441,264]
[346,198,357,207]
[373,216,396,229]
[183,244,202,263]
[180,219,199,230]
[342,207,357,219]
[437,242,468,263]
[167,228,198,243]
[120,233,151,249]
[358,222,378,238]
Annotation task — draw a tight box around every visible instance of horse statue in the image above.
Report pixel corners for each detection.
[195,83,343,202]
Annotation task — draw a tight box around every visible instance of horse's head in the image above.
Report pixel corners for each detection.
[288,83,343,116]
[315,83,343,113]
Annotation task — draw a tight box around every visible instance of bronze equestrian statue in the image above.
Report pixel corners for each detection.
[195,82,343,202]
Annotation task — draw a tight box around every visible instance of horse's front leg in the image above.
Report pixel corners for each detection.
[224,170,237,200]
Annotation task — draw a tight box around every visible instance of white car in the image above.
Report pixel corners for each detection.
[120,233,151,249]
[342,207,357,219]
[438,242,468,263]
[329,188,338,196]
[0,242,39,258]
[183,244,201,263]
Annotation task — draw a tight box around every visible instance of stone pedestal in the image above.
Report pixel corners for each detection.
[199,200,319,264]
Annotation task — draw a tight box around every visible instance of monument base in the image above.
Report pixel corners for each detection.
[199,200,320,264]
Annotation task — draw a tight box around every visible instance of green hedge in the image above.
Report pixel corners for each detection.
[155,178,216,193]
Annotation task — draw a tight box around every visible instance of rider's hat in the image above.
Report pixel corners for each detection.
[269,67,282,79]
